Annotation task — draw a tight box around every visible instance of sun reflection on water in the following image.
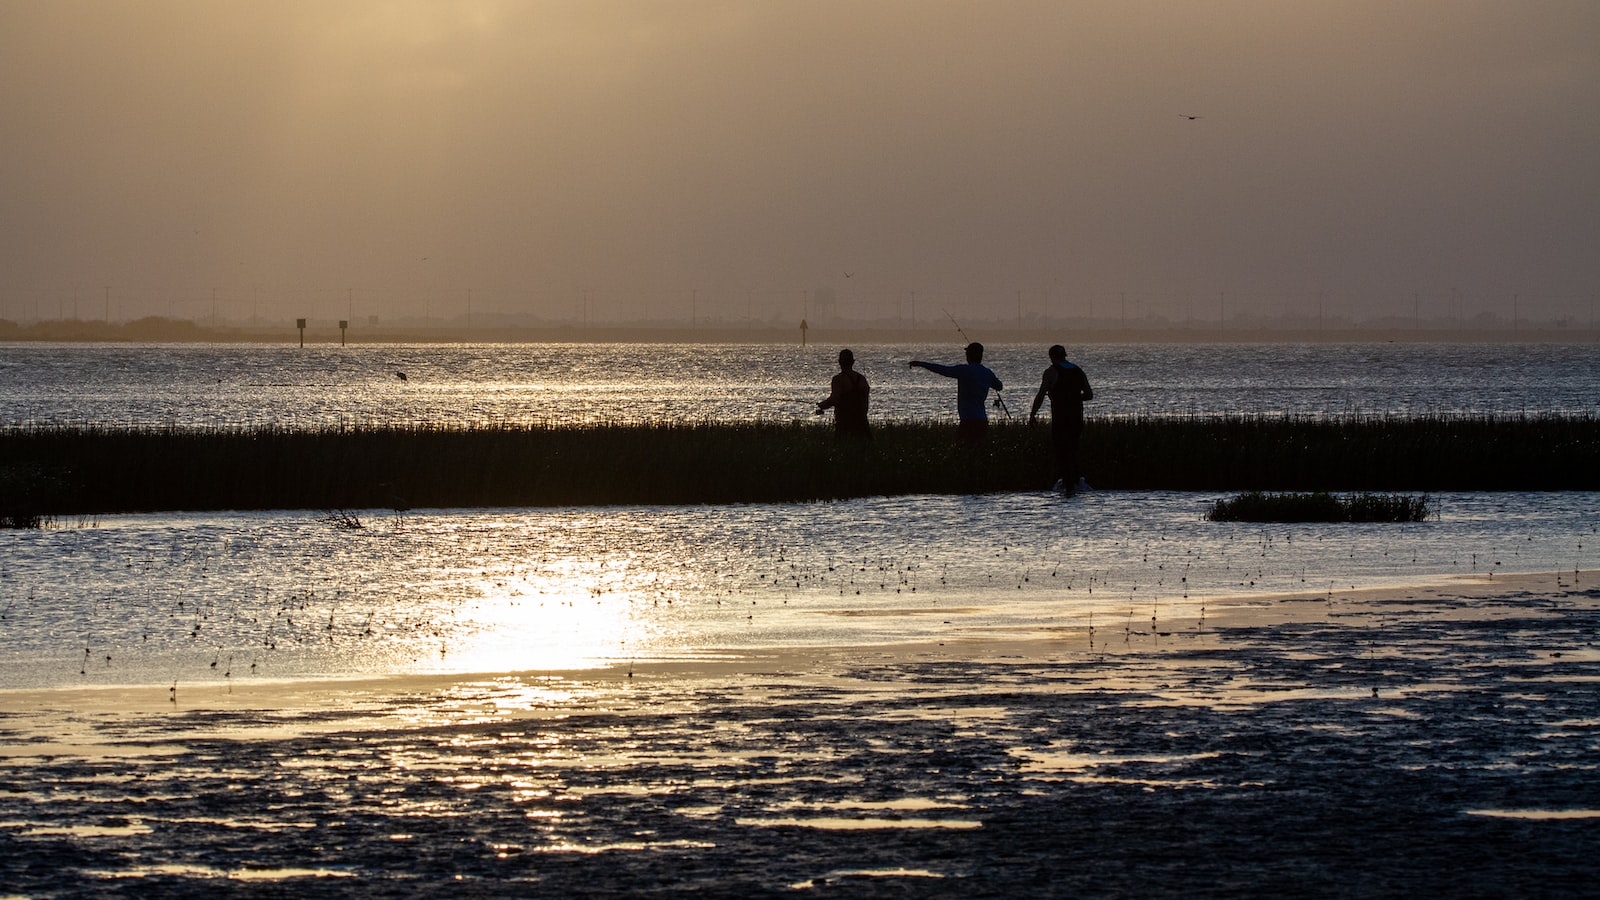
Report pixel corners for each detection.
[443,576,647,673]
[1,491,1596,690]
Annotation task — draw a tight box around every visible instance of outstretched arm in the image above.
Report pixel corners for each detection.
[910,360,960,378]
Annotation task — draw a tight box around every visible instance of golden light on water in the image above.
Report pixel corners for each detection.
[439,567,673,674]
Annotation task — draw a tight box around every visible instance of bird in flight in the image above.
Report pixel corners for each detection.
[1179,114,1202,120]
[843,271,855,278]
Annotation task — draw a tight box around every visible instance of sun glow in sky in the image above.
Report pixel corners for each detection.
[2,1,1596,324]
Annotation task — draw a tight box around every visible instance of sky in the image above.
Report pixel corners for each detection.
[2,1,1596,327]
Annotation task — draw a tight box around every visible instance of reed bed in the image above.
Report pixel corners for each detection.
[1205,491,1432,523]
[1,414,1595,517]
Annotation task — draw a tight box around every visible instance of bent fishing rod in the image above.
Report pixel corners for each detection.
[941,309,1012,420]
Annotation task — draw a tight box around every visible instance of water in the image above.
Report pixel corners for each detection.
[3,491,1596,690]
[2,341,1597,690]
[2,341,1596,427]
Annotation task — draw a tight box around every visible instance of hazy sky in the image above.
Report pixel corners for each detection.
[3,1,1596,324]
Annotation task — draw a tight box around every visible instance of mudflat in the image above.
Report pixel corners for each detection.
[2,571,1597,896]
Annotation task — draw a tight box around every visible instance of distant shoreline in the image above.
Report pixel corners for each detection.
[3,317,1597,345]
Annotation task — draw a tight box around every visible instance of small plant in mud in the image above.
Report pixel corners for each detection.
[319,509,365,530]
[1206,491,1432,523]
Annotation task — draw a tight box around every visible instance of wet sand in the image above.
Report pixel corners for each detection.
[3,571,1598,897]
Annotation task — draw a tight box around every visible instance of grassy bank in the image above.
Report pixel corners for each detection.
[1,414,1596,516]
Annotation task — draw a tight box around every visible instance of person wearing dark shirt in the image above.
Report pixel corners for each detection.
[817,348,871,437]
[1029,344,1094,491]
[910,342,1004,443]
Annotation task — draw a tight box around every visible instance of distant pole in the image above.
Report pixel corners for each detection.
[339,319,348,346]
[296,317,306,348]
[800,318,808,346]
[347,288,353,323]
[1017,290,1023,331]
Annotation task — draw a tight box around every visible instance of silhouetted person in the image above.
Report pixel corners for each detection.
[1029,344,1093,491]
[816,348,871,437]
[911,342,1003,443]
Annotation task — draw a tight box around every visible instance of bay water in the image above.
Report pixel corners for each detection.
[2,341,1596,689]
[3,341,1596,427]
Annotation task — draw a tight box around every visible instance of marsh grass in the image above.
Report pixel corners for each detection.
[0,462,64,528]
[1086,412,1600,491]
[1206,491,1433,523]
[0,413,1594,515]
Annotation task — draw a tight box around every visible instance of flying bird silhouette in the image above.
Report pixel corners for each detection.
[1180,114,1202,120]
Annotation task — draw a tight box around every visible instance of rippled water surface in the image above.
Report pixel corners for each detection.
[4,491,1595,690]
[3,341,1597,691]
[2,341,1597,426]
[3,341,1597,898]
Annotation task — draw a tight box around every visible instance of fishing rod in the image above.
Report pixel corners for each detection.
[942,308,975,346]
[941,309,1012,420]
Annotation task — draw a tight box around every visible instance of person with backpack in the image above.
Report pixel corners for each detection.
[1029,344,1094,492]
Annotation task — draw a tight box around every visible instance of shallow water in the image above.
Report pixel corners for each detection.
[3,341,1597,688]
[5,342,1599,895]
[3,490,1595,690]
[2,341,1597,427]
